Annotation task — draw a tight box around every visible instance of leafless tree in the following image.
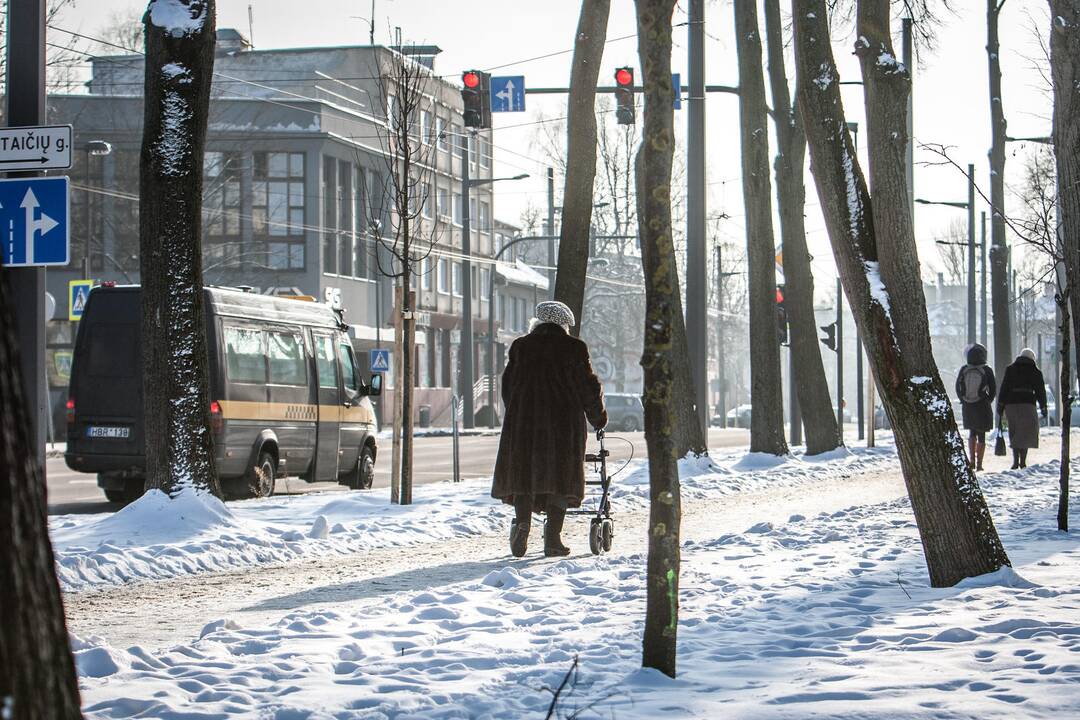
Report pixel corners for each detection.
[794,0,1010,587]
[932,218,969,286]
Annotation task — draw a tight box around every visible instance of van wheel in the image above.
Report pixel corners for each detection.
[344,446,375,490]
[623,417,640,432]
[247,451,276,499]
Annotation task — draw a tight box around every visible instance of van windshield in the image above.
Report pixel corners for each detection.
[86,323,136,378]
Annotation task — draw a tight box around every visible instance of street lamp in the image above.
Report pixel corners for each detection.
[916,162,977,344]
[82,140,113,280]
[459,142,528,428]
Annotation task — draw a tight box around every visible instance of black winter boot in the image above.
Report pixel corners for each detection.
[1019,449,1028,469]
[543,505,570,557]
[510,496,532,558]
[1011,450,1020,470]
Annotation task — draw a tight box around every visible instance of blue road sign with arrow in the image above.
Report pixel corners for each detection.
[370,348,391,373]
[490,76,526,113]
[0,176,70,267]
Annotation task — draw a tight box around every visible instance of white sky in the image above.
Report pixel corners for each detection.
[56,0,1054,288]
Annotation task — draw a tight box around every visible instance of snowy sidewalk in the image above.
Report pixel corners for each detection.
[71,437,1080,718]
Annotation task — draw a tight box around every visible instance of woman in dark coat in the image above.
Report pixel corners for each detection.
[954,343,996,471]
[492,301,607,557]
[996,348,1047,469]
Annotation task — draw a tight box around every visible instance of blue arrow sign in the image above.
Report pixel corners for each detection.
[0,176,69,267]
[370,348,391,373]
[490,76,526,113]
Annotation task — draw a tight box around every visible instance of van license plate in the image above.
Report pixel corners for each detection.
[87,426,130,439]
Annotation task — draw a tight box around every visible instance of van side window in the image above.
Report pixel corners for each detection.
[267,331,307,385]
[339,343,358,394]
[315,335,337,388]
[225,327,266,383]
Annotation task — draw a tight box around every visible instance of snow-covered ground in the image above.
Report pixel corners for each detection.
[67,438,1080,718]
[50,443,896,592]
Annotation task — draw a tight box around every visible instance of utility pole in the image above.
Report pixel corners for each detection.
[968,163,977,345]
[460,133,475,429]
[836,277,844,434]
[546,167,555,298]
[715,243,726,428]
[856,335,864,440]
[686,0,708,434]
[5,0,48,473]
[988,0,1011,380]
[981,210,988,346]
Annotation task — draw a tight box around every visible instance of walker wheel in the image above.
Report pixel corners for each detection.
[601,519,613,552]
[589,519,603,555]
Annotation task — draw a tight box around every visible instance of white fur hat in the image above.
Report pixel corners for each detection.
[534,301,575,328]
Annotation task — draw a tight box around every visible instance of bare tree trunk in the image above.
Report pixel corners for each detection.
[140,0,221,497]
[735,0,787,456]
[989,0,1012,380]
[1049,0,1080,531]
[553,0,609,331]
[0,276,82,719]
[794,0,1010,587]
[1057,290,1071,531]
[635,0,681,678]
[763,0,841,455]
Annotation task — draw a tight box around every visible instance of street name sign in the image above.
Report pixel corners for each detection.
[370,348,391,373]
[490,76,526,113]
[0,176,70,267]
[0,125,72,171]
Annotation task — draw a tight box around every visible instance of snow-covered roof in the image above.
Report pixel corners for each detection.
[495,259,549,290]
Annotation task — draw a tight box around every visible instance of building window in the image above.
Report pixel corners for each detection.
[479,201,490,234]
[420,110,432,145]
[436,117,449,153]
[253,151,305,269]
[480,136,491,169]
[468,135,478,169]
[339,159,353,277]
[421,254,432,290]
[480,268,491,300]
[452,261,462,297]
[355,166,369,278]
[322,156,337,274]
[452,192,462,226]
[423,180,434,219]
[438,258,449,294]
[437,184,450,219]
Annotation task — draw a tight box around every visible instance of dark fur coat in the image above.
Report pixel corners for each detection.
[492,323,607,508]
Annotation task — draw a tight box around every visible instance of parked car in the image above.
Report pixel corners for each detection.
[723,404,753,429]
[65,285,382,503]
[606,392,644,431]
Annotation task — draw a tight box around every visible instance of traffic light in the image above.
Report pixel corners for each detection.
[820,322,837,352]
[776,285,788,346]
[461,70,491,129]
[614,67,635,125]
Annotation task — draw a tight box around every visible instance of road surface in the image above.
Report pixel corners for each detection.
[47,428,751,515]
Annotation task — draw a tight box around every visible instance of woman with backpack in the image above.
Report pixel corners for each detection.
[955,343,996,471]
[997,348,1048,469]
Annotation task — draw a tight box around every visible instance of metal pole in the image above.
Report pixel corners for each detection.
[452,395,461,483]
[5,0,48,473]
[837,277,844,433]
[546,167,555,297]
[488,252,496,429]
[867,367,876,448]
[980,210,988,347]
[903,17,914,223]
[967,163,976,345]
[715,244,726,428]
[83,146,91,280]
[686,0,708,438]
[857,332,864,440]
[460,133,475,429]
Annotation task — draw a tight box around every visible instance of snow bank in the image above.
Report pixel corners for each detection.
[51,444,899,592]
[75,456,1080,717]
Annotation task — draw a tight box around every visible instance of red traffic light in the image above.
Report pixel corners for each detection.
[615,67,634,87]
[462,71,480,89]
[776,287,784,303]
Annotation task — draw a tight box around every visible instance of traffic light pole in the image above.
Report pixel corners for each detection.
[686,0,708,438]
[836,277,844,434]
[460,133,475,429]
[5,0,48,474]
[547,168,555,298]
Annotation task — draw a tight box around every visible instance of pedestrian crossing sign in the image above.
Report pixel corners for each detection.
[370,348,390,373]
[69,279,92,321]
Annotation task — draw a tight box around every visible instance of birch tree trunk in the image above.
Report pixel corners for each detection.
[140,0,221,498]
[735,0,787,456]
[554,0,609,330]
[988,0,1013,380]
[635,0,681,678]
[763,0,841,455]
[794,0,1010,587]
[0,276,82,720]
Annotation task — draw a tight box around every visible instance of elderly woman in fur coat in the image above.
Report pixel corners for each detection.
[492,301,607,557]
